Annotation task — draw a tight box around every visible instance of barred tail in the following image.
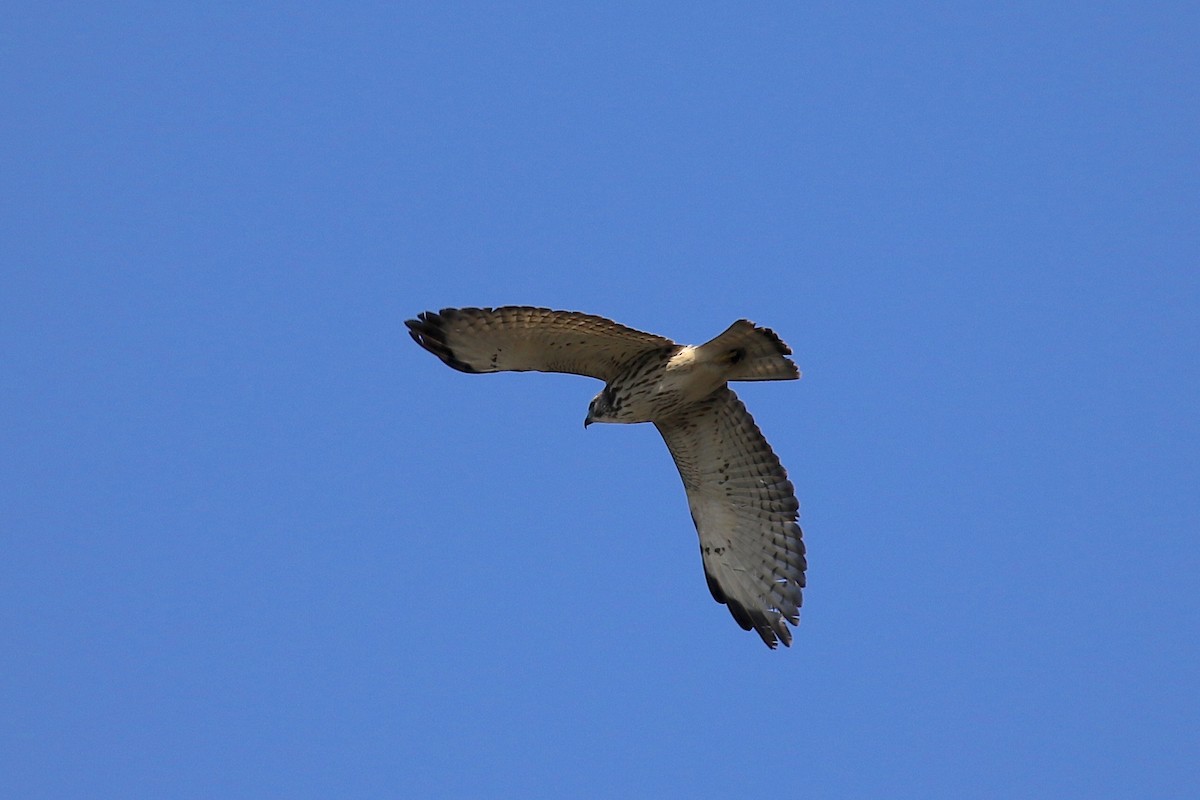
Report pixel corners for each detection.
[699,320,801,382]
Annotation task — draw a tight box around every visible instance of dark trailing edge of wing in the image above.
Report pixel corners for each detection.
[405,310,480,374]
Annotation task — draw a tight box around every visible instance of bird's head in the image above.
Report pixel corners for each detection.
[584,387,617,428]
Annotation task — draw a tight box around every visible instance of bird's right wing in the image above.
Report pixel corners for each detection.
[655,387,806,648]
[406,306,675,382]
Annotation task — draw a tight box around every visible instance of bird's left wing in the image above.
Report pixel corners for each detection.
[406,306,675,382]
[655,387,806,648]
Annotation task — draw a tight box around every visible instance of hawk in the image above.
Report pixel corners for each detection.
[406,306,806,648]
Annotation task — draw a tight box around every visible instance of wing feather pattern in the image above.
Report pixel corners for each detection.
[655,387,806,648]
[406,306,674,382]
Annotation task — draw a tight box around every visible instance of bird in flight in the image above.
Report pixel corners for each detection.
[406,306,806,648]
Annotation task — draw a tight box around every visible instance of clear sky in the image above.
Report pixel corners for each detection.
[3,3,1197,798]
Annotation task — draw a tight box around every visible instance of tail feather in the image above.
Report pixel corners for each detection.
[699,320,800,382]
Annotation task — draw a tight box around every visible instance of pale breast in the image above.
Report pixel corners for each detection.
[608,346,727,423]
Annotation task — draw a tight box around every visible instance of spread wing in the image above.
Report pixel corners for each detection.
[406,306,675,382]
[655,387,806,648]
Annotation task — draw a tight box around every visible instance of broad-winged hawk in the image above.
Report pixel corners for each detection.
[406,306,806,648]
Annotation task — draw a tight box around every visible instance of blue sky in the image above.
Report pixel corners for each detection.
[3,3,1197,797]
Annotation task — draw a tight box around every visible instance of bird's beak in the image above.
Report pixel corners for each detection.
[583,415,593,429]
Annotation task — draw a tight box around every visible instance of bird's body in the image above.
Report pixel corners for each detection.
[585,346,714,424]
[406,306,806,648]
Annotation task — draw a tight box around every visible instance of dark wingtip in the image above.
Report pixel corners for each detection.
[703,566,792,649]
[727,596,789,649]
[405,309,480,373]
